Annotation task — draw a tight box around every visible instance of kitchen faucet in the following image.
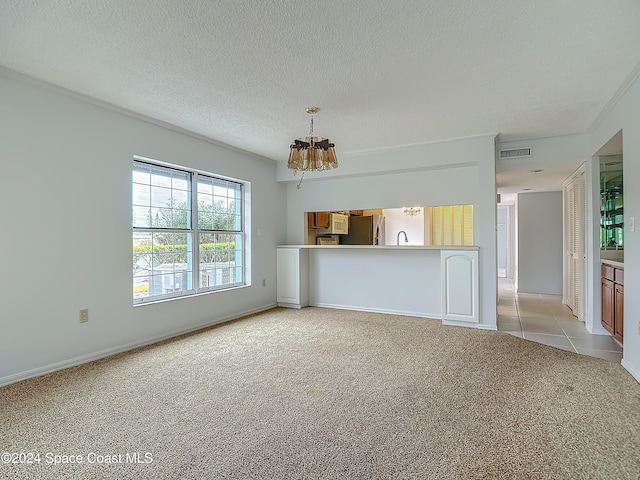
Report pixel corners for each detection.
[396,230,408,245]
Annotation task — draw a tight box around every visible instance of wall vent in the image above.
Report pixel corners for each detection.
[499,147,531,159]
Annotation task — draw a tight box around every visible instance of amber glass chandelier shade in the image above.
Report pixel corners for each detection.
[287,107,338,179]
[288,136,338,172]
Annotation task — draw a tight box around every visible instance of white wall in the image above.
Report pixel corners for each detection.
[309,248,441,318]
[0,69,287,385]
[591,66,640,382]
[383,208,424,246]
[517,192,564,294]
[583,158,608,335]
[280,135,498,329]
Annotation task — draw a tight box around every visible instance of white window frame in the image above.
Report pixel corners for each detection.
[132,157,246,304]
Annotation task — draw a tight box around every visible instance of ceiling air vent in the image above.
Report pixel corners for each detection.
[499,147,531,159]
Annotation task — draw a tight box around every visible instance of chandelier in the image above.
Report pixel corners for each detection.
[288,107,338,189]
[403,207,422,216]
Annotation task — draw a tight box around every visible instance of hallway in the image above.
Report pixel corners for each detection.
[497,278,622,362]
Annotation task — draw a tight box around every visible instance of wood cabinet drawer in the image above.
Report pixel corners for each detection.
[615,268,624,285]
[602,264,615,282]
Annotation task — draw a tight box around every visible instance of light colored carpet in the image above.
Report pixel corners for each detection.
[2,307,640,479]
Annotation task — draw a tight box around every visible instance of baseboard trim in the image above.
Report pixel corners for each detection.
[586,323,611,336]
[621,358,640,384]
[0,303,277,387]
[310,302,440,320]
[442,318,480,329]
[277,302,309,309]
[477,324,498,331]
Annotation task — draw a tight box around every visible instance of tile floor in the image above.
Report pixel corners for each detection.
[497,278,623,363]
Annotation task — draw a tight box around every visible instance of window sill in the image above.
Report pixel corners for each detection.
[133,283,250,307]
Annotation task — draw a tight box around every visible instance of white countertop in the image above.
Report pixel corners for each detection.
[277,244,479,250]
[601,258,624,268]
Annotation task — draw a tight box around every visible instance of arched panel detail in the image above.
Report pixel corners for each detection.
[441,250,479,325]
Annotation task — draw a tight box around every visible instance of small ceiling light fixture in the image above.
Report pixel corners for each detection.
[403,207,422,216]
[288,107,338,189]
[528,169,544,173]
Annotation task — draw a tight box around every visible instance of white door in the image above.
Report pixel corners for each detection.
[563,167,586,321]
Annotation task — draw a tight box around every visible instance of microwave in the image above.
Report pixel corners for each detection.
[315,212,349,235]
[326,213,349,235]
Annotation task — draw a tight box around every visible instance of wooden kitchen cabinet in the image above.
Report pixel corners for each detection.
[601,277,614,334]
[601,262,623,344]
[314,212,330,228]
[614,283,624,342]
[308,211,330,229]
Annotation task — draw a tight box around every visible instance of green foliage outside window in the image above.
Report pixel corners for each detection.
[133,241,236,267]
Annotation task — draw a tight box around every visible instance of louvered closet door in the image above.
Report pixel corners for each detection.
[566,181,577,314]
[430,205,474,246]
[572,180,580,316]
[564,168,586,320]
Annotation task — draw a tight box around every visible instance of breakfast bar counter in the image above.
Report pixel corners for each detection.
[276,245,481,328]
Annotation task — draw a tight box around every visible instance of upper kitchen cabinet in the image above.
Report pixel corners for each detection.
[308,211,330,229]
[600,155,623,251]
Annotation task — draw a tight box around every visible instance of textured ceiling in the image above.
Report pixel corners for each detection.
[1,0,639,172]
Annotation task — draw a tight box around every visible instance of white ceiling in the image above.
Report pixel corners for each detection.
[1,0,639,190]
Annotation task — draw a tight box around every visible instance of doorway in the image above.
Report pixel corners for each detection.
[497,203,515,279]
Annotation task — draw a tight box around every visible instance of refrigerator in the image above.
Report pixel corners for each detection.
[341,215,385,245]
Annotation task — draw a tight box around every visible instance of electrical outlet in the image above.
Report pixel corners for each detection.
[79,309,89,323]
[262,279,266,287]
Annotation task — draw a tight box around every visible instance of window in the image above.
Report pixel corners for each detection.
[132,159,245,303]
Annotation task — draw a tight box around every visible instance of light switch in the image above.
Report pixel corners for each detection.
[630,216,635,232]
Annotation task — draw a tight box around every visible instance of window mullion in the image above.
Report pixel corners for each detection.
[192,172,199,293]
